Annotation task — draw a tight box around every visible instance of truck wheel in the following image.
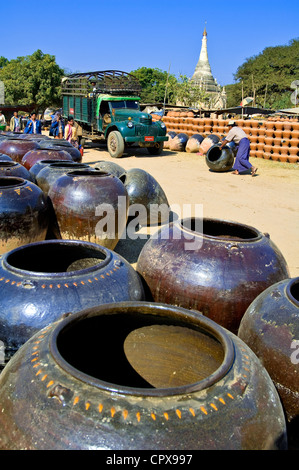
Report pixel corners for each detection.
[147,142,164,155]
[107,131,125,158]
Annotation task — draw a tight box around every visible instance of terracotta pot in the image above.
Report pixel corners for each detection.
[288,147,299,156]
[119,168,169,226]
[238,277,299,449]
[199,135,220,154]
[136,217,290,334]
[0,177,49,256]
[270,153,280,161]
[288,155,298,163]
[0,241,144,363]
[274,122,284,131]
[264,137,274,146]
[279,155,288,163]
[36,162,92,196]
[274,130,283,139]
[205,145,234,172]
[264,144,273,154]
[256,143,264,151]
[0,139,40,163]
[255,150,264,159]
[282,130,292,140]
[48,170,128,250]
[0,161,34,182]
[21,149,73,170]
[0,301,287,450]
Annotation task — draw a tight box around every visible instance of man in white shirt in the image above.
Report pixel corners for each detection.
[220,120,258,176]
[0,110,6,128]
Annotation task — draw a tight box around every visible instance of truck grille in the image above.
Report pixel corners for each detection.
[140,116,152,125]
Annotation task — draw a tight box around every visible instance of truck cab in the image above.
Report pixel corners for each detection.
[61,70,168,158]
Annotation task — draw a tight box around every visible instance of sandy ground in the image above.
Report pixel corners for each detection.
[81,141,299,279]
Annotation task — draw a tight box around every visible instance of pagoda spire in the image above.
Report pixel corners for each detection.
[191,25,218,92]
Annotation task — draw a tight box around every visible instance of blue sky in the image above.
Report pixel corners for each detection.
[1,0,298,86]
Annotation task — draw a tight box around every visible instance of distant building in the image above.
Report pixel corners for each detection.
[191,27,227,110]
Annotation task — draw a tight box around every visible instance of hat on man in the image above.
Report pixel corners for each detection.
[227,120,235,126]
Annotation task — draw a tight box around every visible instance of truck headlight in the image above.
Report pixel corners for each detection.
[127,121,134,128]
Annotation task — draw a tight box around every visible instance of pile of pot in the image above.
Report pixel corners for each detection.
[0,130,297,450]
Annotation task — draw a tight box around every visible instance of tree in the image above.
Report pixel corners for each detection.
[171,75,210,108]
[130,67,177,103]
[226,38,299,109]
[0,57,8,69]
[0,50,65,110]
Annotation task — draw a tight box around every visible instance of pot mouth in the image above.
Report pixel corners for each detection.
[0,161,17,168]
[66,170,110,177]
[0,176,26,188]
[3,239,112,277]
[207,145,223,162]
[286,277,299,307]
[179,217,261,242]
[47,162,88,168]
[50,302,235,397]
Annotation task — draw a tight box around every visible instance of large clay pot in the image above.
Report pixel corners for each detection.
[119,168,170,226]
[29,159,74,182]
[36,161,92,196]
[205,144,234,172]
[0,177,49,255]
[48,170,128,250]
[0,240,144,363]
[0,161,34,182]
[39,141,82,162]
[199,134,220,154]
[0,153,13,161]
[21,149,73,170]
[163,131,176,149]
[0,139,40,163]
[185,134,204,153]
[94,160,126,178]
[136,217,290,334]
[0,301,287,450]
[238,277,299,449]
[169,133,189,152]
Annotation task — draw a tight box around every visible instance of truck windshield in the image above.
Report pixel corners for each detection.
[110,101,139,110]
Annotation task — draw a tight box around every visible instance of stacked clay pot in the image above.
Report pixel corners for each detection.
[0,177,49,255]
[136,217,290,334]
[0,301,287,450]
[22,149,73,170]
[0,240,145,363]
[0,139,40,163]
[48,170,129,250]
[36,161,92,196]
[0,161,34,182]
[185,134,204,153]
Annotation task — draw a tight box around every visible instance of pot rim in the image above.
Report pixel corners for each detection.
[49,301,235,397]
[2,239,112,278]
[286,277,299,307]
[0,176,27,188]
[178,217,262,243]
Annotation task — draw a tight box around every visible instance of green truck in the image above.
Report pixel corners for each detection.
[61,70,168,158]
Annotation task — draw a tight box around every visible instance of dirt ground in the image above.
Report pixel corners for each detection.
[80,141,299,279]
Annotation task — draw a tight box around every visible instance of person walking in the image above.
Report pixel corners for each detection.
[0,110,6,129]
[10,111,23,132]
[219,120,258,176]
[24,112,42,134]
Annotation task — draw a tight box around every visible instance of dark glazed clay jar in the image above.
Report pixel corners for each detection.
[36,162,91,196]
[0,240,144,363]
[39,141,82,162]
[48,170,129,250]
[206,144,234,172]
[21,149,73,170]
[94,160,126,178]
[0,153,13,161]
[238,277,299,449]
[119,168,170,226]
[136,217,290,334]
[0,139,40,163]
[29,159,74,182]
[0,302,287,450]
[0,161,34,182]
[0,177,49,255]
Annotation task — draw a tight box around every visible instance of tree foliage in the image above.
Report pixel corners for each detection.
[130,67,177,103]
[0,50,65,110]
[227,39,299,109]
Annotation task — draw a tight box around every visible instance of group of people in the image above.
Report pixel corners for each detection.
[0,109,83,152]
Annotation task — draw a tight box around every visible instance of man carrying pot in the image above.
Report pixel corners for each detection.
[219,120,258,176]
